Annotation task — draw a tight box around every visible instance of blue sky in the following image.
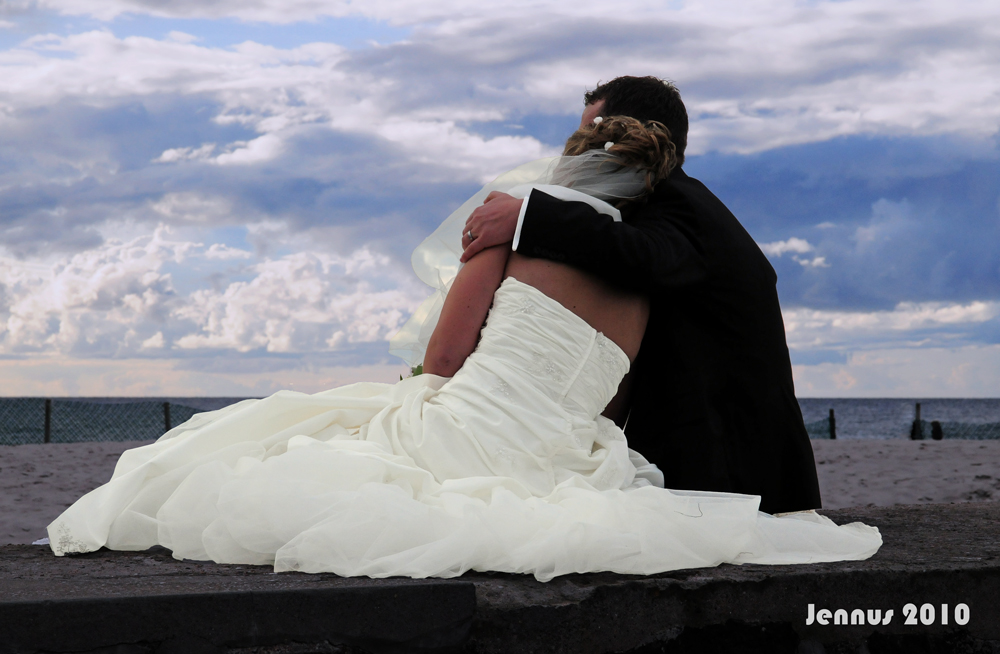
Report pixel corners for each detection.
[0,0,998,397]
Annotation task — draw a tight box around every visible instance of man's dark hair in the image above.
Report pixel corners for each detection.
[584,76,688,167]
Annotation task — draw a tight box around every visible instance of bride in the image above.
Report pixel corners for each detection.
[47,117,880,582]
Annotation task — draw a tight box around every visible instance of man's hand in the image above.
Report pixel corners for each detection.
[461,191,523,262]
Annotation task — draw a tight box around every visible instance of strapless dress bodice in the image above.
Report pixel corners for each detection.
[468,277,630,422]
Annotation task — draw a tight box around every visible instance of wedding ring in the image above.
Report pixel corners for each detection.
[466,230,476,241]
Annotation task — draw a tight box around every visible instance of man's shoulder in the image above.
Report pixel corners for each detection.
[640,168,771,275]
[653,168,723,204]
[636,167,735,225]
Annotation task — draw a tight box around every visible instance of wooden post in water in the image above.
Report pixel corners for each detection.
[43,398,52,444]
[829,408,836,440]
[163,402,172,433]
[931,420,943,440]
[910,402,923,440]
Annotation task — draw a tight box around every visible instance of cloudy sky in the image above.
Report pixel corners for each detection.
[0,0,997,397]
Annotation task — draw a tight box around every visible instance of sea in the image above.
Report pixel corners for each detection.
[797,398,1000,440]
[1,397,999,444]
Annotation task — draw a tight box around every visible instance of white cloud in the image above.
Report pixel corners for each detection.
[165,31,198,44]
[376,120,556,182]
[797,256,829,269]
[36,0,681,24]
[759,237,813,257]
[783,300,1000,351]
[2,0,999,395]
[788,295,1000,397]
[0,357,408,396]
[0,228,427,358]
[0,29,548,181]
[175,249,423,353]
[4,0,999,176]
[154,143,216,163]
[854,199,915,250]
[150,193,232,223]
[204,244,253,260]
[759,237,829,268]
[213,134,284,166]
[793,345,1000,398]
[0,227,189,354]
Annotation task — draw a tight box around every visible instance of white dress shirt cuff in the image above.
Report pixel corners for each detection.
[512,192,531,251]
[508,185,621,252]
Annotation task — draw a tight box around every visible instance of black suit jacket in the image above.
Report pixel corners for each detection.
[517,168,821,513]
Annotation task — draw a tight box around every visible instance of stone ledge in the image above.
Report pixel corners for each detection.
[0,582,475,654]
[2,502,998,653]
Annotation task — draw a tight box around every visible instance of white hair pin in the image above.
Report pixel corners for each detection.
[592,116,603,124]
[604,141,614,150]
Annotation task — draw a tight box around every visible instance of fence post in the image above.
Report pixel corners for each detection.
[910,402,923,440]
[829,408,836,440]
[44,399,52,444]
[163,402,171,433]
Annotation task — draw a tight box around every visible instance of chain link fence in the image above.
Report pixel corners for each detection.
[912,419,1000,441]
[3,398,999,444]
[804,416,834,439]
[0,399,201,446]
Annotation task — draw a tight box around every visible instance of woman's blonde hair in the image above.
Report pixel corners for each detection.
[562,115,678,197]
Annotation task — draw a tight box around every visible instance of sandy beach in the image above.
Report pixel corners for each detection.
[3,438,1000,545]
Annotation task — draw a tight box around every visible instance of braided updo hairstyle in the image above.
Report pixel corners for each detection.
[562,115,678,197]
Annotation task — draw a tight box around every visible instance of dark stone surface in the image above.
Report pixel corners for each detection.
[2,503,999,653]
[0,552,476,654]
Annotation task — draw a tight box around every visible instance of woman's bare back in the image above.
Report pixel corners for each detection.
[503,252,648,362]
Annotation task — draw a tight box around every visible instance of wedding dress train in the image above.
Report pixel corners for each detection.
[48,278,880,581]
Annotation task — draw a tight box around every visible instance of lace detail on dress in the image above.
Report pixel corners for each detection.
[493,446,516,466]
[598,420,625,442]
[53,522,91,555]
[491,379,512,400]
[527,351,564,384]
[496,294,536,316]
[598,461,620,489]
[595,333,628,381]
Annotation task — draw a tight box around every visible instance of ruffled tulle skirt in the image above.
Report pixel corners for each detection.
[48,379,880,582]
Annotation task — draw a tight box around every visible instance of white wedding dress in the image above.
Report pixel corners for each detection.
[48,278,880,581]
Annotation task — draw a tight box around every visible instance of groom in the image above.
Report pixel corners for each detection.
[461,76,821,514]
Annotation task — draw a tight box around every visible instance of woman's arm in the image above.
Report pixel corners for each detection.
[423,245,510,377]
